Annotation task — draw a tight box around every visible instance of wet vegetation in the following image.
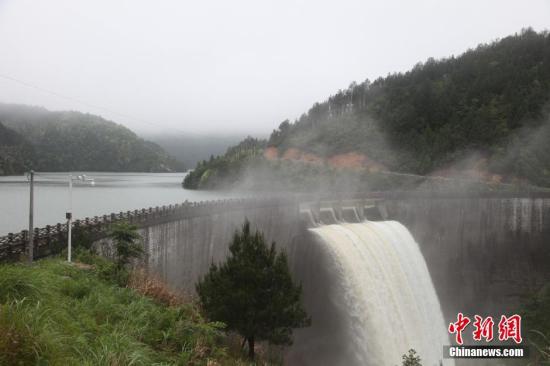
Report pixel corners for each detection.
[0,103,184,175]
[185,29,550,190]
[521,284,550,364]
[183,137,266,189]
[196,220,310,360]
[0,258,230,365]
[401,349,422,366]
[0,121,34,176]
[0,223,283,365]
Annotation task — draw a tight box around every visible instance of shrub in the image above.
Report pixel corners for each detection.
[109,222,143,267]
[401,349,422,366]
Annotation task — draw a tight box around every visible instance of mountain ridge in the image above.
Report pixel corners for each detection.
[184,28,550,190]
[0,103,184,175]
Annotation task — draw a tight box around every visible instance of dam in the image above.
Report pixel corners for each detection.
[1,193,549,365]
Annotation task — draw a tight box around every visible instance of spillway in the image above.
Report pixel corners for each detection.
[291,220,453,366]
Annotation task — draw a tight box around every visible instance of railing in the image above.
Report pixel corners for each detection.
[0,197,296,263]
[2,191,548,263]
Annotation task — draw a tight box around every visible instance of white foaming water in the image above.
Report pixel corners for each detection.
[310,221,453,366]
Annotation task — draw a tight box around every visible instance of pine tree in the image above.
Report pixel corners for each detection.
[401,349,422,366]
[196,220,310,359]
[109,222,143,271]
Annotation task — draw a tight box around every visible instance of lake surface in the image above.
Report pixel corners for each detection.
[0,172,240,236]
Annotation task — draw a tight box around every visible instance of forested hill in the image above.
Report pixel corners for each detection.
[185,29,550,190]
[0,121,35,175]
[0,103,184,175]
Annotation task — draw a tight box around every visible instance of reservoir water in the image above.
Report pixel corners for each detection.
[0,172,237,236]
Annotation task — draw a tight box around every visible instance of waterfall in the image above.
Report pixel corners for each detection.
[303,220,453,366]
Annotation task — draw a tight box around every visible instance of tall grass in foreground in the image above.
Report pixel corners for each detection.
[0,256,279,365]
[522,284,550,365]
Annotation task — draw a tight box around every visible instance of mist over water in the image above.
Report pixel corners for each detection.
[294,221,452,366]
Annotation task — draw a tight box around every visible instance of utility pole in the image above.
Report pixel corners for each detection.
[28,170,34,263]
[67,173,73,263]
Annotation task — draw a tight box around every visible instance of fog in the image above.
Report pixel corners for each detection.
[0,0,548,135]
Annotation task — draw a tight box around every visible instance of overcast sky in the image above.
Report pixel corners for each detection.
[0,0,548,135]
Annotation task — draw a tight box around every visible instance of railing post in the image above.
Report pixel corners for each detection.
[22,230,28,258]
[56,223,63,249]
[45,225,51,252]
[32,228,39,260]
[7,232,14,259]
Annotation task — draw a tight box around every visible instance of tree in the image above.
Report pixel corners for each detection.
[186,30,550,190]
[196,220,310,359]
[0,103,184,174]
[401,349,422,366]
[109,222,143,270]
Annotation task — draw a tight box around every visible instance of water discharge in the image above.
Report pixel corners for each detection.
[308,221,453,366]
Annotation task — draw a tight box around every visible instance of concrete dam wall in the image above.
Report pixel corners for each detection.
[91,195,550,318]
[91,194,549,364]
[381,196,550,320]
[93,198,304,293]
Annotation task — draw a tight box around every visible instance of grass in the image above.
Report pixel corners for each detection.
[0,254,281,365]
[521,284,550,365]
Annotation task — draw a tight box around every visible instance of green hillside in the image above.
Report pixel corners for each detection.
[0,122,35,175]
[0,103,184,174]
[0,257,277,365]
[185,29,550,190]
[183,137,266,189]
